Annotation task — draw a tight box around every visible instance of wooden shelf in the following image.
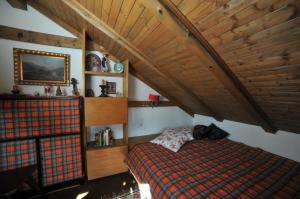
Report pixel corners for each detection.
[86,139,126,151]
[85,71,124,77]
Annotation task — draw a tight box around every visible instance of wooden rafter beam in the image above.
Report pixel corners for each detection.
[26,0,119,62]
[7,0,27,11]
[141,0,277,133]
[61,0,224,120]
[0,25,81,49]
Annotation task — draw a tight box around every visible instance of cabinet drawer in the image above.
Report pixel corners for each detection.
[87,145,128,180]
[84,97,128,126]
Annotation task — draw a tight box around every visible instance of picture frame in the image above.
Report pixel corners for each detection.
[107,82,116,94]
[13,48,70,86]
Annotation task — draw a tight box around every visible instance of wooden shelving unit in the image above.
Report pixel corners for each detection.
[82,30,129,180]
[84,70,124,77]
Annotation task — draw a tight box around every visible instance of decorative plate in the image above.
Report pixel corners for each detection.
[114,62,124,73]
[86,53,101,70]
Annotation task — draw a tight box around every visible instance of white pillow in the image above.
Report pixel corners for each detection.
[150,127,193,152]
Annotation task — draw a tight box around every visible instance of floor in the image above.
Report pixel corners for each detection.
[11,172,137,199]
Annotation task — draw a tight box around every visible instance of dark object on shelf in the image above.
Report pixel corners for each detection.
[207,123,229,140]
[0,165,42,197]
[99,85,108,97]
[86,53,101,71]
[86,88,95,97]
[56,86,62,96]
[71,78,80,96]
[193,125,210,139]
[101,54,110,72]
[11,85,20,94]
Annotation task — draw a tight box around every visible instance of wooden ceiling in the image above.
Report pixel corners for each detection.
[23,0,299,134]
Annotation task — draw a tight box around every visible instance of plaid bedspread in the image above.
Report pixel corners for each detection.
[126,139,300,198]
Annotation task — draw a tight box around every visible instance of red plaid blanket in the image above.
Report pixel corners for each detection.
[126,139,300,198]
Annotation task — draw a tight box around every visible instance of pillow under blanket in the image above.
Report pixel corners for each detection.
[207,124,229,140]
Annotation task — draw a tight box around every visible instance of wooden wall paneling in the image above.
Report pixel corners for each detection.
[126,9,153,42]
[119,1,144,38]
[107,0,124,28]
[195,0,258,32]
[131,17,160,46]
[0,25,81,48]
[213,2,296,49]
[61,0,226,120]
[142,0,277,132]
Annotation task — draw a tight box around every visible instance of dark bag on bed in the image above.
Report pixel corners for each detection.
[193,125,210,139]
[207,124,229,140]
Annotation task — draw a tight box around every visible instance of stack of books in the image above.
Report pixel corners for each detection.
[95,128,114,147]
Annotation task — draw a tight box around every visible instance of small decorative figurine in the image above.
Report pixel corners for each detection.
[44,86,53,96]
[71,78,80,96]
[11,85,20,94]
[56,86,62,96]
[101,54,110,72]
[99,79,108,97]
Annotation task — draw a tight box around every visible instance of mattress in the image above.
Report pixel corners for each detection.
[126,139,300,198]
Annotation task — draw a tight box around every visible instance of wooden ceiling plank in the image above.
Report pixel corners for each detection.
[7,0,27,10]
[61,0,224,120]
[142,0,277,133]
[27,0,119,62]
[114,0,136,33]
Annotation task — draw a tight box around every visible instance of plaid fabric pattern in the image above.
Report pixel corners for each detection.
[40,135,82,186]
[0,97,81,139]
[0,139,36,172]
[126,139,300,199]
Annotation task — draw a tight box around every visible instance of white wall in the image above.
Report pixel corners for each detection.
[0,1,192,140]
[0,1,75,37]
[193,114,300,162]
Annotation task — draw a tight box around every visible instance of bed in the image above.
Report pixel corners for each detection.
[126,138,300,198]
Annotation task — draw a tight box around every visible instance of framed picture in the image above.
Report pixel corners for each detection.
[13,48,70,85]
[107,82,116,94]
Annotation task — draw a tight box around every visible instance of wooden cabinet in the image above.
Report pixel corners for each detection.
[87,145,128,180]
[84,97,128,126]
[82,30,129,180]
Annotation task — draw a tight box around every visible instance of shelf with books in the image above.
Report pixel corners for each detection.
[82,30,129,180]
[86,139,126,151]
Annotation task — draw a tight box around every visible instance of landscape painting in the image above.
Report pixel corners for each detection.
[14,48,70,85]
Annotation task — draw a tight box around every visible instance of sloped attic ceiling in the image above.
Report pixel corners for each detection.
[27,0,300,134]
